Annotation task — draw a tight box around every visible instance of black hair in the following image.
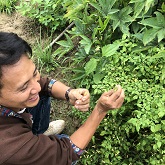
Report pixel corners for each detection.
[0,32,32,90]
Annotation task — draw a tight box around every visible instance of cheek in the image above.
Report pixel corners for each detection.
[13,91,31,103]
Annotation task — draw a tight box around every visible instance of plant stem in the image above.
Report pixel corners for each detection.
[45,22,74,50]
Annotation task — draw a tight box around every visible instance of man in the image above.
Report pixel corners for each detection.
[0,32,125,165]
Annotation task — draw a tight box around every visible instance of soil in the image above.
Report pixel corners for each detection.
[0,12,38,44]
[0,12,81,135]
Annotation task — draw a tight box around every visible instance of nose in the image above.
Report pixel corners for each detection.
[30,79,41,94]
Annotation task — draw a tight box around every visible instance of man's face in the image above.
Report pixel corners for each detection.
[0,55,41,112]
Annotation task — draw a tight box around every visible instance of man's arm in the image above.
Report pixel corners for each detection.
[70,85,125,149]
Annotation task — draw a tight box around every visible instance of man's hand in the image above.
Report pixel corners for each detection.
[68,88,90,112]
[96,85,125,112]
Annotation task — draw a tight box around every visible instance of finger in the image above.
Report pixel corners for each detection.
[102,89,114,97]
[116,89,125,108]
[81,89,90,102]
[74,104,90,111]
[70,89,83,100]
[75,99,90,106]
[110,85,122,101]
[75,99,86,105]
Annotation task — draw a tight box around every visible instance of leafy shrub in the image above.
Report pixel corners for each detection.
[52,0,165,164]
[16,0,68,31]
[84,36,165,164]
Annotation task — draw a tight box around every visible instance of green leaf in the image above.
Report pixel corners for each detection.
[93,73,104,84]
[84,58,98,75]
[80,35,92,54]
[155,11,165,27]
[157,29,165,42]
[111,6,133,35]
[144,0,155,13]
[151,50,165,59]
[141,12,165,29]
[56,33,73,48]
[143,28,158,45]
[157,141,161,148]
[141,18,159,29]
[151,124,161,132]
[102,42,120,57]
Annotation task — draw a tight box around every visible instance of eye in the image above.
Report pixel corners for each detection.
[33,70,38,77]
[20,85,28,92]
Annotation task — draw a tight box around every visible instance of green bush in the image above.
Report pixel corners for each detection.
[83,36,165,165]
[16,0,68,31]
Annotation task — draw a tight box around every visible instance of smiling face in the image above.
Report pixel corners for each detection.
[0,55,41,112]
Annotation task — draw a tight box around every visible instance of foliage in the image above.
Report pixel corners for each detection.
[52,0,165,164]
[0,0,18,14]
[16,0,68,31]
[82,36,165,165]
[53,0,165,89]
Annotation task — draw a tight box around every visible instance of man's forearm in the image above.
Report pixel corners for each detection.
[51,81,70,100]
[70,105,107,149]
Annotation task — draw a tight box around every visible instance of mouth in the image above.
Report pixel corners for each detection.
[28,94,39,102]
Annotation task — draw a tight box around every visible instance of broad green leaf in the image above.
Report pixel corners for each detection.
[98,0,117,15]
[102,42,120,57]
[56,33,73,48]
[79,35,92,54]
[93,73,104,84]
[89,2,102,14]
[151,124,161,132]
[84,58,98,75]
[144,0,155,13]
[158,111,165,118]
[155,11,165,26]
[56,40,71,48]
[73,19,86,35]
[140,18,161,28]
[141,12,165,28]
[112,19,120,32]
[143,28,158,45]
[157,29,165,42]
[132,1,144,18]
[119,23,130,36]
[134,2,144,19]
[111,6,133,35]
[157,141,161,148]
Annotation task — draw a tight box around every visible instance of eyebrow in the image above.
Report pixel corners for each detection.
[17,66,37,91]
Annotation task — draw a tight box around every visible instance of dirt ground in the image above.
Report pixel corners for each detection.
[0,12,37,44]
